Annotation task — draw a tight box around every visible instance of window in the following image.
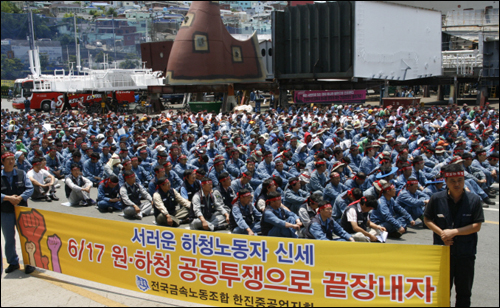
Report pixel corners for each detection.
[232,46,243,62]
[193,33,209,52]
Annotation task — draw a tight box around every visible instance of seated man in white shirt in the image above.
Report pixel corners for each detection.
[65,163,95,206]
[27,157,58,202]
[340,195,386,242]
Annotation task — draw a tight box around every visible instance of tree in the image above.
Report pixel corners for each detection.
[95,51,113,63]
[1,1,22,14]
[106,7,117,17]
[1,7,56,41]
[1,54,25,80]
[125,53,138,60]
[56,34,75,46]
[119,59,139,69]
[36,24,52,39]
[39,53,49,71]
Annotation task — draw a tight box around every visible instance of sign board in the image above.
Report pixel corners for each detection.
[15,207,450,307]
[353,2,442,80]
[294,90,366,104]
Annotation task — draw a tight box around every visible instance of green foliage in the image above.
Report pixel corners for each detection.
[106,7,117,17]
[95,51,113,63]
[1,11,56,40]
[119,59,139,69]
[1,1,22,14]
[39,53,49,70]
[125,53,138,60]
[56,34,75,46]
[1,54,26,80]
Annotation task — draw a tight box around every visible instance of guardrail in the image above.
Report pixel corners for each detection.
[442,50,483,75]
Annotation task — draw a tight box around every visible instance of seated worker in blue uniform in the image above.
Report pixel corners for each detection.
[423,177,446,196]
[96,175,123,212]
[370,180,415,239]
[261,191,302,238]
[304,201,354,242]
[395,177,430,223]
[229,188,262,235]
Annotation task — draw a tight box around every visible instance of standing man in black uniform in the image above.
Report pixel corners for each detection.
[1,151,35,274]
[424,164,484,307]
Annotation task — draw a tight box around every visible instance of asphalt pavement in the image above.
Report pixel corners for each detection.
[1,98,499,307]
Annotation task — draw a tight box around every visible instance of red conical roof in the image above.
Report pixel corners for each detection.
[166,1,267,85]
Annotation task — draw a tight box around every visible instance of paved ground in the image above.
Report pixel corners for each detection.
[1,98,499,307]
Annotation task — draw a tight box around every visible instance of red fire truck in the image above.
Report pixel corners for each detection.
[11,78,135,112]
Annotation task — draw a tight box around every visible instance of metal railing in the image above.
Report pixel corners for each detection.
[442,50,483,75]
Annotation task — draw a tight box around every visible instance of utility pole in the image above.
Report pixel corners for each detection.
[74,14,81,73]
[112,16,117,60]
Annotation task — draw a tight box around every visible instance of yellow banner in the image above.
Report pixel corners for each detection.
[15,207,450,306]
[1,80,15,87]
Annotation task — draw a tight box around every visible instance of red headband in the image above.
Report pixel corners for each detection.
[401,166,412,171]
[214,161,224,166]
[1,153,14,160]
[316,161,326,166]
[317,203,332,213]
[160,178,170,186]
[155,167,165,173]
[266,196,281,204]
[290,180,299,186]
[220,176,231,182]
[201,180,212,185]
[123,160,131,166]
[382,184,395,193]
[444,171,464,178]
[331,173,340,178]
[124,173,135,179]
[32,161,41,167]
[407,180,419,185]
[71,165,79,171]
[131,157,138,161]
